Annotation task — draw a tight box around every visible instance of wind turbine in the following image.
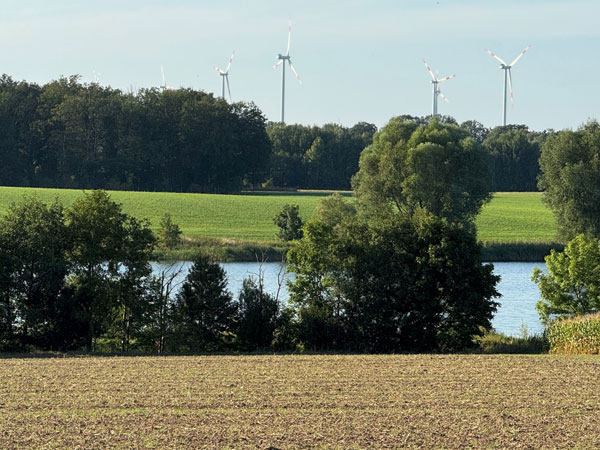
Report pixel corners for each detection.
[485,45,531,126]
[160,65,173,91]
[92,70,100,84]
[423,60,455,116]
[273,18,302,123]
[214,51,235,101]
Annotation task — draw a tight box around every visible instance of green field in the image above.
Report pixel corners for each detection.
[0,187,557,244]
[1,354,598,448]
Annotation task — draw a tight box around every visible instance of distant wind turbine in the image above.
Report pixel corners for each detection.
[485,45,531,126]
[92,70,100,84]
[160,65,173,91]
[273,18,302,123]
[214,51,235,101]
[423,60,455,116]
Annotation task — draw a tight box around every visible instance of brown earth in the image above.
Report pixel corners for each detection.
[1,354,599,449]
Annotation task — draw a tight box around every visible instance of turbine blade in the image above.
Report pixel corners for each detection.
[507,69,514,106]
[286,18,291,56]
[423,60,436,81]
[437,74,456,84]
[289,60,302,85]
[225,50,235,73]
[161,65,166,86]
[226,75,232,101]
[508,44,531,67]
[273,59,283,69]
[485,49,507,66]
[439,91,450,103]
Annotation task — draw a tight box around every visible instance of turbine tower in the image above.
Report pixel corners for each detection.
[273,18,302,123]
[214,51,235,101]
[423,60,455,116]
[160,65,173,91]
[485,45,531,126]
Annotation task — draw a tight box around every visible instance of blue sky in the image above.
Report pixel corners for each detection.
[0,0,596,130]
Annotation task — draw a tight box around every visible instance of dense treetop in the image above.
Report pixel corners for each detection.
[352,118,492,224]
[0,73,548,193]
[539,120,600,241]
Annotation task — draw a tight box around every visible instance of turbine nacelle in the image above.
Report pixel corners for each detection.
[214,51,235,101]
[273,18,302,123]
[423,59,455,115]
[485,45,531,125]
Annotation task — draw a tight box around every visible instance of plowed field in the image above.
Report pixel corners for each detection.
[1,354,598,448]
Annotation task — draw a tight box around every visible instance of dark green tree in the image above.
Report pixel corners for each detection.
[171,255,237,352]
[483,125,541,192]
[533,234,600,325]
[158,213,182,249]
[288,202,499,352]
[236,277,280,350]
[538,120,600,241]
[352,118,492,224]
[66,190,155,351]
[273,204,304,241]
[0,198,72,349]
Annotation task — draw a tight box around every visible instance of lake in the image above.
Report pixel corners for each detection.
[152,261,545,337]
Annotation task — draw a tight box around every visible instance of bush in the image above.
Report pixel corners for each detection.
[475,330,549,354]
[533,234,600,325]
[546,313,600,354]
[236,277,280,350]
[158,213,182,249]
[170,254,237,352]
[273,204,303,241]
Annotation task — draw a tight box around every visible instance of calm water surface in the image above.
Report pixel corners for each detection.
[152,261,545,337]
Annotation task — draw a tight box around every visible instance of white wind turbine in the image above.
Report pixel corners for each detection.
[160,65,173,91]
[485,45,531,126]
[423,60,455,116]
[214,51,235,101]
[273,18,302,123]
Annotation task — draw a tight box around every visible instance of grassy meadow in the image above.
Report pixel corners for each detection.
[0,186,557,245]
[1,354,599,448]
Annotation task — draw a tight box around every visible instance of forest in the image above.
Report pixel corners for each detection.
[0,75,547,193]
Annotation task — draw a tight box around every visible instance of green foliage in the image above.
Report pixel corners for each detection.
[352,118,492,224]
[475,330,549,354]
[158,213,182,249]
[171,254,237,352]
[273,204,304,241]
[533,234,600,325]
[483,125,543,192]
[0,198,71,350]
[236,277,280,350]
[538,120,600,241]
[267,122,376,189]
[66,190,155,351]
[546,313,600,354]
[0,75,271,193]
[288,197,500,352]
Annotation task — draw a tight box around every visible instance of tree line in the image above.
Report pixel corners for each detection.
[0,74,549,193]
[3,117,597,354]
[0,191,297,353]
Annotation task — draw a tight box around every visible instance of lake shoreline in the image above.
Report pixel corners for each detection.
[154,240,563,263]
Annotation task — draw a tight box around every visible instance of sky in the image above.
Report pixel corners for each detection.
[0,0,597,131]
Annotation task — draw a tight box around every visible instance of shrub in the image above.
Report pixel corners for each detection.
[475,330,549,354]
[533,234,600,325]
[158,213,182,249]
[546,313,600,354]
[273,204,303,241]
[236,277,280,350]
